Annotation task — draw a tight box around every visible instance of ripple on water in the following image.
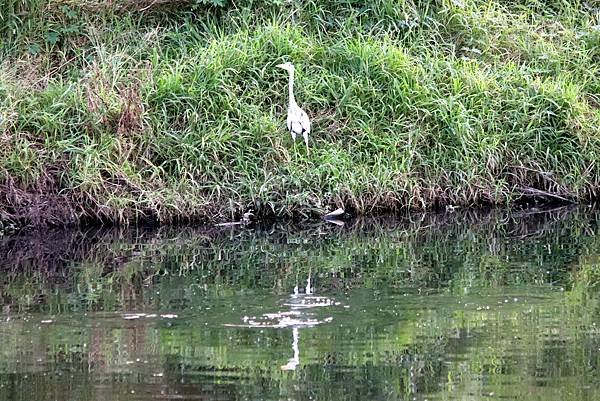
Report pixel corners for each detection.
[224,294,340,329]
[2,210,600,401]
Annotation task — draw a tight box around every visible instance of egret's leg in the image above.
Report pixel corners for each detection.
[290,130,298,156]
[303,133,309,156]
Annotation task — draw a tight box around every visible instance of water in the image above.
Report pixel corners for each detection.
[1,207,600,401]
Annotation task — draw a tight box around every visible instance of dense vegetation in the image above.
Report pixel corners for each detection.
[1,0,600,227]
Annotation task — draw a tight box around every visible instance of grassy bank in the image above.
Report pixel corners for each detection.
[1,0,600,227]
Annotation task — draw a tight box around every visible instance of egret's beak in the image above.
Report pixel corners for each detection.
[276,63,285,69]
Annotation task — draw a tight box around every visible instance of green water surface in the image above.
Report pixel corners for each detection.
[0,207,599,401]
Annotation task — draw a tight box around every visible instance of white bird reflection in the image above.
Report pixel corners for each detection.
[226,269,339,371]
[305,269,312,295]
[281,269,311,371]
[280,327,300,371]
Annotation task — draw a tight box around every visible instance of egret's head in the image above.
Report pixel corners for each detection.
[276,62,295,72]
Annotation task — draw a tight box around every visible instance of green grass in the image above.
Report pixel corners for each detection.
[1,0,600,226]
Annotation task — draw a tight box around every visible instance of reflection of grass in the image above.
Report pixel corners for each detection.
[2,1,600,226]
[0,209,599,399]
[0,207,597,309]
[0,281,597,401]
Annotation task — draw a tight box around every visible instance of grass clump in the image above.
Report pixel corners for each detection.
[1,0,600,226]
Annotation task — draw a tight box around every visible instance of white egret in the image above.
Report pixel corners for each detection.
[276,62,311,152]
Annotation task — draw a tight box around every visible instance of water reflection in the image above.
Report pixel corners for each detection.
[282,327,300,371]
[227,270,339,370]
[0,207,599,401]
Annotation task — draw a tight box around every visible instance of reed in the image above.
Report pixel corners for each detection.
[1,0,599,226]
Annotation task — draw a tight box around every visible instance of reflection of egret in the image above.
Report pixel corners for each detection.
[281,270,312,371]
[280,327,300,371]
[293,267,312,295]
[228,271,337,371]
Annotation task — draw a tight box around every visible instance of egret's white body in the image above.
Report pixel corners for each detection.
[276,62,311,151]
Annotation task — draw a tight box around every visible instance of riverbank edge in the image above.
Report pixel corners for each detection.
[0,183,585,233]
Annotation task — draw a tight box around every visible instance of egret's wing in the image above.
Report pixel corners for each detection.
[286,113,297,140]
[287,105,310,141]
[299,108,311,134]
[290,120,303,135]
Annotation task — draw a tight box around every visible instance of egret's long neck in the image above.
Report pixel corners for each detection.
[288,69,297,107]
